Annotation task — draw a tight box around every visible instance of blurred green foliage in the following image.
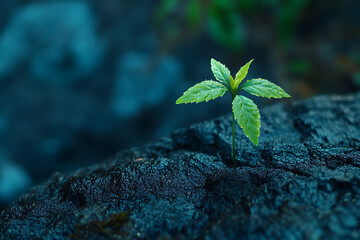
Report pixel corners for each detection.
[208,0,243,50]
[155,0,310,51]
[287,59,312,74]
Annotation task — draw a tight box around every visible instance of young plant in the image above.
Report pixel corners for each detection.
[176,59,290,166]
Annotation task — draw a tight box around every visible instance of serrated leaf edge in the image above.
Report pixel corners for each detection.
[232,95,260,145]
[176,80,228,104]
[234,59,253,89]
[241,78,291,98]
[210,58,231,86]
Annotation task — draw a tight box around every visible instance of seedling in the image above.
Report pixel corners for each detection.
[176,59,290,166]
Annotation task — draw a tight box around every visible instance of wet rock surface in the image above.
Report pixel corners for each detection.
[1,92,360,239]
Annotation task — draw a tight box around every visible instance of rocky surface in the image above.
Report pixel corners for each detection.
[1,92,360,239]
[0,1,219,198]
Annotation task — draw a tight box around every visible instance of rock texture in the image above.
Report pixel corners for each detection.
[1,92,360,239]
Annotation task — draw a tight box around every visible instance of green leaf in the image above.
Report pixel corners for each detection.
[229,75,235,91]
[241,78,291,98]
[211,59,231,86]
[232,95,260,145]
[176,80,228,104]
[234,59,253,89]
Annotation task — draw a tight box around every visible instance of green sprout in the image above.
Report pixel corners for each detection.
[176,59,290,166]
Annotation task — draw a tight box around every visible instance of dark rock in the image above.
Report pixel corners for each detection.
[1,92,360,239]
[0,0,227,204]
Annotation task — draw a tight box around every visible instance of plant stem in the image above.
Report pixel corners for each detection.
[232,112,236,167]
[231,95,236,167]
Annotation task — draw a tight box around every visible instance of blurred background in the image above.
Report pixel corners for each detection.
[0,0,359,209]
